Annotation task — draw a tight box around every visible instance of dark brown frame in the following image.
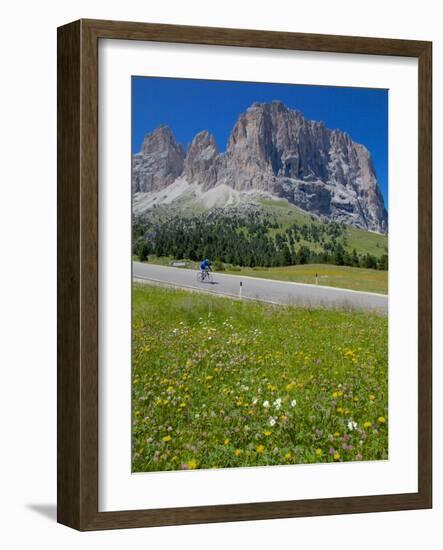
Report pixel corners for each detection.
[57,18,432,531]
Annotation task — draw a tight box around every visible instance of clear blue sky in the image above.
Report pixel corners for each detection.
[132,76,388,206]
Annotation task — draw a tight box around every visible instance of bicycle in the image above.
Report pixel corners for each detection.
[197,269,213,283]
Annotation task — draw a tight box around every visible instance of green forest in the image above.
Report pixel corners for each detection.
[133,208,388,271]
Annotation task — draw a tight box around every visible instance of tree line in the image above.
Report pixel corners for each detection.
[133,209,388,271]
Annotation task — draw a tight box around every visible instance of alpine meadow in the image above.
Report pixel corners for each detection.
[131,78,389,472]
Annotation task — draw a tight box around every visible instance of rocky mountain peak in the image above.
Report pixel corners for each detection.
[187,130,218,156]
[183,130,219,188]
[133,126,185,193]
[141,125,182,155]
[132,102,388,233]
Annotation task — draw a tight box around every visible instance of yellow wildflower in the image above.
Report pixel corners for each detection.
[234,449,242,457]
[263,431,272,437]
[333,452,341,460]
[224,438,230,445]
[315,448,323,457]
[256,445,265,454]
[162,435,172,442]
[363,421,372,428]
[187,460,197,470]
[377,416,386,424]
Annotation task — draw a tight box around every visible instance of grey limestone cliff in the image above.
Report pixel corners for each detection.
[132,125,185,193]
[132,101,388,233]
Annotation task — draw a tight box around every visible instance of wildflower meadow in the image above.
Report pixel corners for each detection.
[132,283,388,472]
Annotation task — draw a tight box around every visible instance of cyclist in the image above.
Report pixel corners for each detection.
[199,258,212,277]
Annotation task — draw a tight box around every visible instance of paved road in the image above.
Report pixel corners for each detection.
[133,262,388,314]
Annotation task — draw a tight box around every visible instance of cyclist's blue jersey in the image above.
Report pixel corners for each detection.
[200,259,210,270]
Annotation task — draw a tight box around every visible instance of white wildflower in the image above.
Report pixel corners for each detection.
[348,420,358,431]
[263,400,270,408]
[291,399,297,407]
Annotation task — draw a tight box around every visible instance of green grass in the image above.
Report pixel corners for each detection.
[132,284,388,472]
[224,264,388,294]
[346,227,388,256]
[260,198,316,228]
[133,254,200,269]
[260,198,388,256]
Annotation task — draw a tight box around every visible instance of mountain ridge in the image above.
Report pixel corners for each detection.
[132,101,388,234]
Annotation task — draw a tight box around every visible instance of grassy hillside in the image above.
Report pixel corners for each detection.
[260,198,388,256]
[132,284,388,472]
[224,264,388,294]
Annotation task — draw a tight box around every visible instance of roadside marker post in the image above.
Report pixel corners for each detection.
[315,273,318,285]
[239,281,243,300]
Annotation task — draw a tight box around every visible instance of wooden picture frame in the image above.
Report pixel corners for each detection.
[57,18,432,530]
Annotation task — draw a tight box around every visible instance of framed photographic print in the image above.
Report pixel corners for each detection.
[57,19,432,530]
